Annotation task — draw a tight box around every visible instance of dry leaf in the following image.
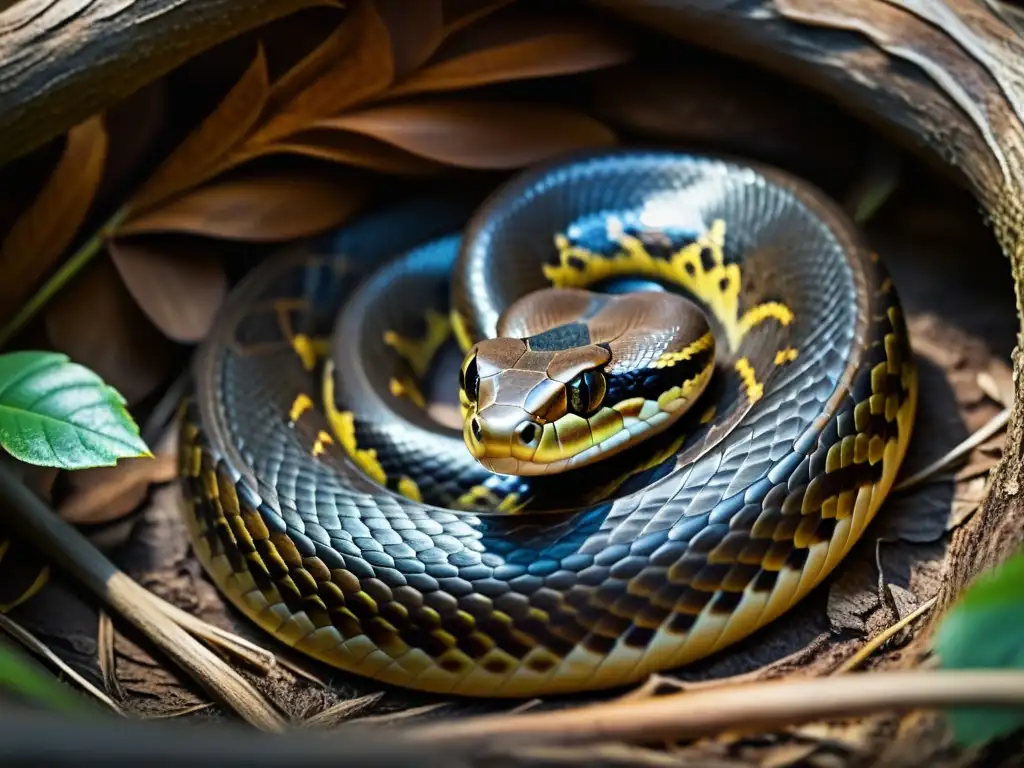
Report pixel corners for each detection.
[44,255,172,405]
[0,115,108,317]
[386,8,634,99]
[107,238,228,343]
[976,357,1014,406]
[374,0,445,80]
[117,171,366,242]
[129,44,270,213]
[266,130,444,174]
[314,101,617,169]
[250,0,395,147]
[58,453,177,526]
[441,0,515,35]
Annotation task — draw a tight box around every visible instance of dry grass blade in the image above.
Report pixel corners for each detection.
[118,171,367,242]
[315,101,617,168]
[97,610,127,701]
[43,255,172,407]
[302,692,385,728]
[129,44,270,213]
[832,597,939,674]
[107,238,228,343]
[0,115,107,320]
[0,613,122,714]
[386,9,634,99]
[143,702,217,719]
[354,702,451,725]
[0,465,286,731]
[405,670,1024,747]
[894,407,1010,491]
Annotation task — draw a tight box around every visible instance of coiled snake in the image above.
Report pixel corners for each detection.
[179,150,917,697]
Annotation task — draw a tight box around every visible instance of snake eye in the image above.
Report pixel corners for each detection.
[461,354,480,402]
[568,369,606,416]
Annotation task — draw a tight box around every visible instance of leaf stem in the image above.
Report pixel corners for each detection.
[0,206,130,349]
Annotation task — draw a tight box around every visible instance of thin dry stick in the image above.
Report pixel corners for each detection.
[0,464,286,732]
[96,610,127,701]
[302,692,386,728]
[148,593,277,675]
[403,670,1024,746]
[894,408,1010,492]
[0,613,122,714]
[832,597,939,675]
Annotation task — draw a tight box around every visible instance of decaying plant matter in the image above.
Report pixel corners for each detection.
[0,0,1022,766]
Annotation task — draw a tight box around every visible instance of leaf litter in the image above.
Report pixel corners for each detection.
[0,0,1018,763]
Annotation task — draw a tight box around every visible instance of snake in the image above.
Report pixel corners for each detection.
[178,149,918,697]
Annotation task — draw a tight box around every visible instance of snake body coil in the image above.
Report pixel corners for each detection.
[179,150,917,697]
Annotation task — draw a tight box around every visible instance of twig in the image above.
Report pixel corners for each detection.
[0,206,128,348]
[403,670,1024,746]
[0,614,121,714]
[0,463,287,732]
[894,408,1010,492]
[147,593,278,675]
[832,597,939,674]
[302,692,385,728]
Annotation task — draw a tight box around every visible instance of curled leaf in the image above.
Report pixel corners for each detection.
[59,431,178,525]
[116,171,367,242]
[374,0,445,79]
[314,101,617,169]
[263,130,444,174]
[0,351,150,470]
[441,0,515,35]
[107,237,228,343]
[44,256,172,405]
[251,0,395,146]
[129,44,270,213]
[0,116,108,319]
[387,8,634,99]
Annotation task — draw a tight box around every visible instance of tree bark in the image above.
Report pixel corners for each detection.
[0,0,333,167]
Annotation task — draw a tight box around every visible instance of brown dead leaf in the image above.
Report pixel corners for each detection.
[107,238,228,343]
[44,255,172,405]
[976,357,1014,406]
[374,0,445,80]
[314,101,617,169]
[441,0,515,35]
[266,130,444,174]
[129,45,270,214]
[117,171,366,242]
[58,455,177,525]
[386,8,634,99]
[250,0,395,148]
[58,429,178,525]
[0,115,107,318]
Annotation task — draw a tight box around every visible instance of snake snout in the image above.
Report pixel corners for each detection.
[463,404,539,469]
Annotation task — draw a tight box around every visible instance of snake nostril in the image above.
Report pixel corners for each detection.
[471,416,483,442]
[516,421,539,446]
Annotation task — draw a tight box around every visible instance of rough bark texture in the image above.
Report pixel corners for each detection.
[0,0,332,167]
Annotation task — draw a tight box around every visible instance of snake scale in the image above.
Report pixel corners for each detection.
[178,149,918,697]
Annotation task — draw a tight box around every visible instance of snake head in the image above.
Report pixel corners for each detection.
[458,289,716,477]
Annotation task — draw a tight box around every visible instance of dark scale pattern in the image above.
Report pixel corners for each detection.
[180,153,917,697]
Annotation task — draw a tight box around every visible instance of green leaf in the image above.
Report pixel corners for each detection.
[0,351,150,469]
[935,548,1024,747]
[0,637,89,714]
